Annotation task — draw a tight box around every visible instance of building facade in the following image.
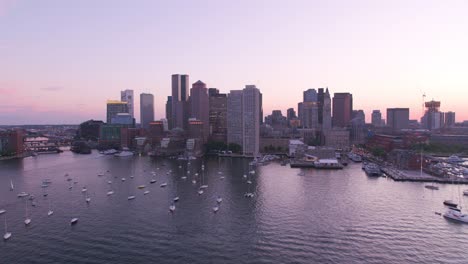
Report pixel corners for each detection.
[371,110,382,127]
[189,80,210,142]
[120,89,134,118]
[106,100,128,124]
[171,74,189,130]
[242,85,261,156]
[332,93,353,128]
[140,93,154,129]
[208,88,227,143]
[387,108,410,132]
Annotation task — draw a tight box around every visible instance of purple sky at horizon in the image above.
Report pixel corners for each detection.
[1,0,467,125]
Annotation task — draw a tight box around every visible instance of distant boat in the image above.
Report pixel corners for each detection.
[127,196,136,200]
[107,190,114,196]
[115,149,134,157]
[97,173,104,177]
[425,185,439,190]
[138,185,146,189]
[9,180,13,191]
[198,190,204,195]
[200,185,208,189]
[464,190,468,196]
[244,192,254,198]
[85,196,91,203]
[70,218,78,225]
[173,197,180,202]
[213,206,219,213]
[150,179,156,184]
[24,201,31,225]
[192,180,197,184]
[143,191,150,195]
[81,187,87,193]
[48,199,54,216]
[0,210,5,215]
[3,217,11,241]
[107,181,112,184]
[246,180,252,184]
[443,200,458,207]
[181,176,187,180]
[121,178,126,182]
[447,155,464,163]
[17,192,29,198]
[169,204,176,213]
[160,183,167,188]
[216,196,223,203]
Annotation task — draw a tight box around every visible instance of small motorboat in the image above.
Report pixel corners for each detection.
[81,187,87,193]
[143,191,150,195]
[192,180,197,184]
[127,196,136,200]
[70,218,78,225]
[216,197,223,204]
[85,197,91,203]
[200,185,208,189]
[443,200,458,207]
[48,210,54,216]
[24,218,31,225]
[181,176,187,180]
[198,190,204,195]
[0,210,5,215]
[173,197,179,202]
[138,185,146,189]
[121,178,126,182]
[107,191,114,196]
[3,232,11,240]
[244,192,254,198]
[443,207,468,223]
[17,192,29,198]
[213,206,219,213]
[247,180,252,184]
[97,173,104,177]
[160,183,167,188]
[150,179,156,184]
[107,181,112,184]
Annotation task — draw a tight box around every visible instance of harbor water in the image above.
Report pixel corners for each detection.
[1,151,468,264]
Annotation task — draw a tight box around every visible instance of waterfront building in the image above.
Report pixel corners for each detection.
[387,108,410,132]
[227,90,243,149]
[171,74,190,130]
[371,110,382,127]
[106,100,129,124]
[99,124,122,148]
[148,121,166,145]
[140,93,154,130]
[208,88,227,143]
[189,80,210,142]
[120,89,134,118]
[332,93,353,128]
[325,128,350,149]
[78,120,104,141]
[0,129,24,156]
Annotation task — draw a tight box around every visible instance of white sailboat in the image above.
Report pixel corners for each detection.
[24,200,31,225]
[173,196,180,202]
[3,217,11,240]
[212,206,219,213]
[47,198,54,216]
[216,196,223,204]
[169,204,176,213]
[9,180,14,191]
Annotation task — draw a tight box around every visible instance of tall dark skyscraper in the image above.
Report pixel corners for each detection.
[140,93,154,129]
[171,74,189,130]
[332,93,353,128]
[209,88,227,143]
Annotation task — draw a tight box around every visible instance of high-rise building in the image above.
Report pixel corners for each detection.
[165,96,172,130]
[445,111,456,127]
[371,110,382,127]
[322,88,332,131]
[227,85,261,156]
[259,92,263,125]
[301,102,319,129]
[387,108,409,132]
[332,93,353,128]
[171,74,189,130]
[421,100,444,130]
[209,88,227,143]
[140,93,154,129]
[303,89,318,102]
[227,90,243,148]
[106,100,128,124]
[120,90,134,118]
[242,85,261,156]
[189,80,210,142]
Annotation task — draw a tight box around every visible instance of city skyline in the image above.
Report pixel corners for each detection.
[1,0,468,125]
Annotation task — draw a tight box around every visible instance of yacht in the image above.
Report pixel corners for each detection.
[447,155,464,163]
[3,218,11,241]
[115,148,134,157]
[443,207,468,223]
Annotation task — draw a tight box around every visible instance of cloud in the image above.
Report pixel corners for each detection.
[40,86,64,91]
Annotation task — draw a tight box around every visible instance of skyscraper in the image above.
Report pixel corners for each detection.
[189,80,210,142]
[387,108,409,132]
[209,88,227,143]
[445,111,456,127]
[171,74,189,130]
[106,100,128,124]
[371,110,382,127]
[322,88,332,131]
[120,90,134,118]
[140,93,154,129]
[227,90,243,148]
[303,89,318,102]
[332,93,353,128]
[165,96,172,130]
[242,85,261,156]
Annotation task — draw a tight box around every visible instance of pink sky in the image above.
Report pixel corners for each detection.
[1,0,467,124]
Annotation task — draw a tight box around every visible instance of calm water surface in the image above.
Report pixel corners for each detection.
[1,151,467,264]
